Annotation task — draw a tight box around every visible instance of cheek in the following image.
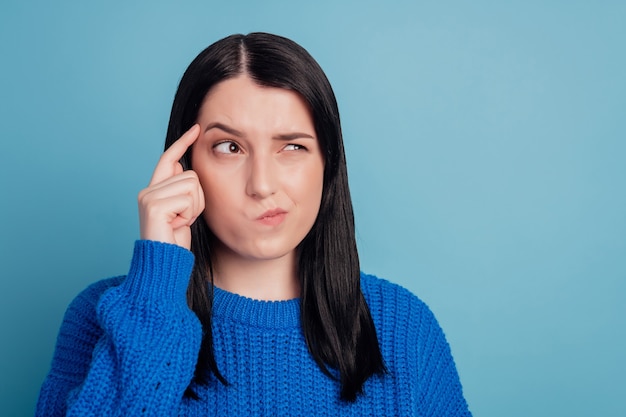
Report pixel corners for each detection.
[199,172,235,211]
[199,176,240,237]
[191,159,227,208]
[287,163,324,209]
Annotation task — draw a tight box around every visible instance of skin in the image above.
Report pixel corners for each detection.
[139,75,325,300]
[138,124,204,250]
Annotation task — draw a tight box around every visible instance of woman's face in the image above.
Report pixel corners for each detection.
[191,75,324,263]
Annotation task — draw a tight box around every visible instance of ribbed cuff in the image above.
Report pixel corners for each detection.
[120,240,195,304]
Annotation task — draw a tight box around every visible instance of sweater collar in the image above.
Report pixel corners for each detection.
[211,285,301,329]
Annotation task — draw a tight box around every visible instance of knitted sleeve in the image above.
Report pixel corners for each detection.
[414,299,472,417]
[35,240,202,417]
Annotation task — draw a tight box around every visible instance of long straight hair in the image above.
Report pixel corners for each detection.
[164,32,385,402]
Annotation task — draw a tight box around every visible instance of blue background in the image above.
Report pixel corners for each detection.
[1,1,625,415]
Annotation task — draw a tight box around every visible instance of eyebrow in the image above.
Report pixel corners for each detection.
[273,132,316,141]
[205,122,243,137]
[204,122,315,141]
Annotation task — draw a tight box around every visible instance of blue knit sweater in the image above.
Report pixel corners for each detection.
[36,240,472,416]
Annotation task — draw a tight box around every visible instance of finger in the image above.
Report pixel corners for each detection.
[150,170,204,221]
[139,172,204,218]
[150,124,200,186]
[174,162,183,176]
[181,176,204,226]
[192,177,205,223]
[197,179,205,215]
[183,170,203,221]
[167,196,197,229]
[140,194,196,241]
[144,170,199,194]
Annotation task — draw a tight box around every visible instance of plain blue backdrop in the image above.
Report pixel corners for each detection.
[1,1,625,416]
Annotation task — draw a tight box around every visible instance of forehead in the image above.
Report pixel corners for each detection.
[198,75,314,133]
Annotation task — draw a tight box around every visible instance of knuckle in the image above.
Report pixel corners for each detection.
[185,170,199,180]
[143,202,162,219]
[137,189,148,204]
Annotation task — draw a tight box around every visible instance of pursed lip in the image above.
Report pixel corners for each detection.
[256,208,288,220]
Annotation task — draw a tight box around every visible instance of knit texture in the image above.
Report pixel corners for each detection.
[36,240,472,416]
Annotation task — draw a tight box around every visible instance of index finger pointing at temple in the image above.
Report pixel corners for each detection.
[149,124,201,186]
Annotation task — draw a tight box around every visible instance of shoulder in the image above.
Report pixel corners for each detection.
[360,271,432,317]
[58,276,126,340]
[360,274,472,415]
[360,272,441,338]
[47,276,126,379]
[66,276,126,316]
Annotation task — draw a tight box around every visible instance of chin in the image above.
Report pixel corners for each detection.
[212,232,302,263]
[245,248,294,262]
[236,240,297,261]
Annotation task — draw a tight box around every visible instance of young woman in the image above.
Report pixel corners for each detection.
[36,33,472,416]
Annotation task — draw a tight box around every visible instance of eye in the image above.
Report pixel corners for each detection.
[214,141,241,154]
[283,144,307,151]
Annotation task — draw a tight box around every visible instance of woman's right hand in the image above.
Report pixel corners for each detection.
[138,124,204,250]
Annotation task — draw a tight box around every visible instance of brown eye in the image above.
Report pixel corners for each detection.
[214,141,241,154]
[283,144,306,151]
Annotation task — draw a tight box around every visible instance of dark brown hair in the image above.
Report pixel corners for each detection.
[164,32,386,402]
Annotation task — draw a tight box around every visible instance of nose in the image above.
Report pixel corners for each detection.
[245,153,277,199]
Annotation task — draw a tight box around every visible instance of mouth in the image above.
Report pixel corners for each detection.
[256,208,288,226]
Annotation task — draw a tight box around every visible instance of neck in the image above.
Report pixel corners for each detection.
[210,244,300,301]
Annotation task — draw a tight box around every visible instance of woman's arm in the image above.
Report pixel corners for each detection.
[414,300,472,417]
[36,240,202,417]
[37,125,206,415]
